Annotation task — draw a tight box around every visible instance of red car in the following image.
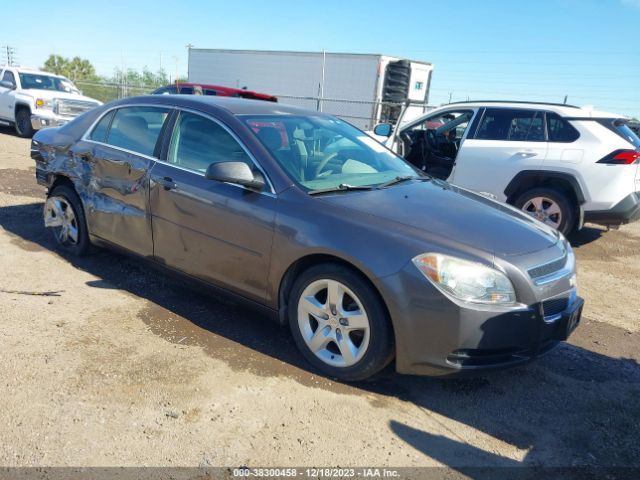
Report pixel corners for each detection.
[151,83,277,102]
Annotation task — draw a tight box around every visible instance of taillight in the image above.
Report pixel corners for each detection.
[597,149,640,165]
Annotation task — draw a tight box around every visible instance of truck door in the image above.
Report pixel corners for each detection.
[449,108,547,201]
[0,70,17,120]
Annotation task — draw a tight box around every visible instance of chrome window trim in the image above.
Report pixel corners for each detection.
[80,103,276,196]
[166,107,276,195]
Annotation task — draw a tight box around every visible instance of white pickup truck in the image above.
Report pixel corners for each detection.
[0,67,101,137]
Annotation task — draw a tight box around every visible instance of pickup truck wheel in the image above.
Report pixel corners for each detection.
[44,185,91,256]
[288,264,394,381]
[15,108,34,138]
[515,187,576,235]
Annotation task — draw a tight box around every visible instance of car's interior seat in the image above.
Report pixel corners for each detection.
[109,115,156,156]
[257,127,299,180]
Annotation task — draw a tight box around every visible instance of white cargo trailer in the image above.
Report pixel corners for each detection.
[188,48,434,130]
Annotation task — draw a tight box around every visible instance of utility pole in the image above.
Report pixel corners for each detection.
[172,56,179,85]
[2,46,16,66]
[185,44,193,81]
[563,95,568,104]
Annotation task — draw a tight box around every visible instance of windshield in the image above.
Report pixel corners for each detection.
[243,115,418,191]
[18,73,79,93]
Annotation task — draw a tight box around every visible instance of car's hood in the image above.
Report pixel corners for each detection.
[316,180,559,256]
[21,89,101,104]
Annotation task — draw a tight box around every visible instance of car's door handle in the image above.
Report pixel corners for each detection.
[516,151,538,158]
[157,176,176,190]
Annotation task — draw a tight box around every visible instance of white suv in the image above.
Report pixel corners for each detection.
[373,101,640,234]
[0,67,101,137]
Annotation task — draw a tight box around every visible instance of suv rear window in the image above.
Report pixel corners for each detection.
[546,112,580,143]
[597,118,640,148]
[475,108,544,141]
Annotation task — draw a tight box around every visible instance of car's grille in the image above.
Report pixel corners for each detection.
[542,297,568,318]
[56,99,98,117]
[528,255,567,280]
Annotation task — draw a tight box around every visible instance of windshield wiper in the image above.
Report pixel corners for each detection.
[308,183,375,196]
[378,175,431,188]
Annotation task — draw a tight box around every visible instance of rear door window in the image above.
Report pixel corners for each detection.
[546,112,580,143]
[178,86,194,95]
[89,110,115,142]
[105,106,171,157]
[475,108,545,141]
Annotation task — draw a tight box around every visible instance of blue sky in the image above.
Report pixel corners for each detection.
[3,0,639,117]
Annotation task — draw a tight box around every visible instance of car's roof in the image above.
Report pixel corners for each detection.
[437,100,624,119]
[123,94,323,117]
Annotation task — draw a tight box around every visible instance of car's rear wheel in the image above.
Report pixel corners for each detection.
[15,108,34,138]
[288,264,394,381]
[515,187,576,235]
[44,184,91,256]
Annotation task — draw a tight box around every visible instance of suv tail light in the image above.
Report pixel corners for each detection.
[597,149,640,165]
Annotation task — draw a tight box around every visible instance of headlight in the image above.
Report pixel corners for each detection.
[412,253,516,305]
[35,98,54,110]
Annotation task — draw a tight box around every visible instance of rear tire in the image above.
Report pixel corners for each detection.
[45,184,91,256]
[15,108,34,138]
[288,263,394,381]
[515,187,576,235]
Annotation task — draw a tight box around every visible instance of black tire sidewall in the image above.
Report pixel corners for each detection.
[15,109,34,138]
[515,187,575,235]
[288,264,394,381]
[48,185,91,256]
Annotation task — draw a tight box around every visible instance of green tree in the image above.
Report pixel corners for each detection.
[42,54,96,81]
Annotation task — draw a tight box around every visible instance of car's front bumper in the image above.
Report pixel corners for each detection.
[377,265,583,377]
[583,192,640,227]
[31,112,73,130]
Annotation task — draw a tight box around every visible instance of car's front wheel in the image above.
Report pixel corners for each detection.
[44,184,91,256]
[288,264,394,381]
[15,108,34,138]
[515,187,576,235]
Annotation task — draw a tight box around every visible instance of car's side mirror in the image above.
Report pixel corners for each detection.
[373,123,392,137]
[0,80,16,90]
[205,161,265,191]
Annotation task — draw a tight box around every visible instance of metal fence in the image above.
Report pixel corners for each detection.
[74,82,434,130]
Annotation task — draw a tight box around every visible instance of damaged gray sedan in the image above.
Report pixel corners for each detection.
[31,95,583,381]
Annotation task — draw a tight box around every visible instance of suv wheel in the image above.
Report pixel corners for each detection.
[44,184,91,256]
[15,108,34,138]
[288,264,394,381]
[515,187,575,235]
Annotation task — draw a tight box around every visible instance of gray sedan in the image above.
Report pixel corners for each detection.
[31,95,583,381]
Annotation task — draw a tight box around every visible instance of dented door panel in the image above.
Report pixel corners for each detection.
[48,139,154,257]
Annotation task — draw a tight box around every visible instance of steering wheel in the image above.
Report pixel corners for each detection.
[313,152,341,178]
[425,129,438,150]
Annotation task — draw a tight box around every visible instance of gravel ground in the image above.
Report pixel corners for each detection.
[0,128,638,473]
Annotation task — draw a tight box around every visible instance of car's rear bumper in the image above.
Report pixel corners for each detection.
[584,192,640,226]
[377,266,583,377]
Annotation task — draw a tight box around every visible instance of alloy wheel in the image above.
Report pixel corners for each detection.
[297,279,370,368]
[44,196,80,245]
[522,196,563,229]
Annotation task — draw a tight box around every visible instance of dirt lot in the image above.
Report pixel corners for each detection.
[0,128,638,473]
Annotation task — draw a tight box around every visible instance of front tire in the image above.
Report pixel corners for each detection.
[288,264,394,381]
[515,187,576,235]
[44,184,91,256]
[15,108,34,138]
